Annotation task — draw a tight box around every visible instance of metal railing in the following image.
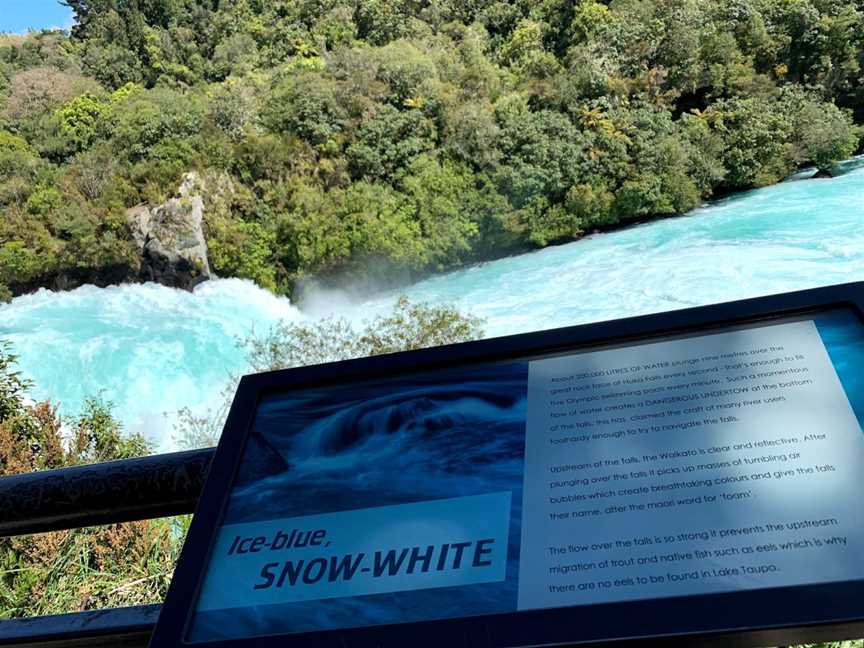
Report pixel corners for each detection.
[0,448,214,647]
[2,449,863,648]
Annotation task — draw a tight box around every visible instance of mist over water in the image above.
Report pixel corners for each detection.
[1,160,862,449]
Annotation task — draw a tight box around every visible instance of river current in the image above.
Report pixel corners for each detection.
[1,159,862,448]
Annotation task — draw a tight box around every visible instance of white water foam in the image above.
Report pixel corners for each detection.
[1,160,862,448]
[0,279,302,449]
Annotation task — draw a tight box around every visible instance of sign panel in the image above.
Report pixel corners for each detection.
[518,319,864,609]
[151,283,864,648]
[196,492,511,611]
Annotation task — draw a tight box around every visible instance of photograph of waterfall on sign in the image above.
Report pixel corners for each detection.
[188,361,529,641]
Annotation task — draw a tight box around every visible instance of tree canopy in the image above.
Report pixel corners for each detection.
[0,0,861,299]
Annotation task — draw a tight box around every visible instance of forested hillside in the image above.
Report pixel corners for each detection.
[1,0,862,300]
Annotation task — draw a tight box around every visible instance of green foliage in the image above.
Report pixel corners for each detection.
[0,0,860,299]
[792,99,859,172]
[24,186,62,215]
[0,241,45,287]
[276,180,423,284]
[442,100,501,168]
[242,296,484,372]
[262,72,346,146]
[355,0,414,45]
[208,79,259,142]
[55,93,108,152]
[400,155,481,268]
[207,218,278,291]
[709,96,797,188]
[347,105,436,181]
[372,40,438,106]
[210,33,259,80]
[70,397,152,464]
[110,87,204,161]
[493,100,588,218]
[0,342,179,618]
[0,341,31,423]
[0,132,32,154]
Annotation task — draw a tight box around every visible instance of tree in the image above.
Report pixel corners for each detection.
[442,100,501,168]
[607,106,703,221]
[709,96,796,189]
[493,98,589,211]
[347,105,436,181]
[56,92,108,152]
[355,0,414,46]
[0,241,50,291]
[791,96,859,172]
[275,180,423,283]
[262,72,346,147]
[208,78,260,143]
[209,33,259,80]
[206,218,278,291]
[371,40,438,106]
[499,18,561,79]
[110,86,204,161]
[400,155,481,269]
[1,68,100,123]
[0,131,47,207]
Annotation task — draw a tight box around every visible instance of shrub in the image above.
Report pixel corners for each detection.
[0,342,179,618]
[55,92,108,152]
[262,72,346,147]
[111,88,204,161]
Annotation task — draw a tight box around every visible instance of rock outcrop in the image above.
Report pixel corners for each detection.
[126,172,213,290]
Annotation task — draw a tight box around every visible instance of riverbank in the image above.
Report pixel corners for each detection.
[296,156,864,304]
[5,155,861,307]
[1,158,862,447]
[4,1,863,304]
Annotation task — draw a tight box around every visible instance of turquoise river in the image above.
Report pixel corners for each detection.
[1,158,862,449]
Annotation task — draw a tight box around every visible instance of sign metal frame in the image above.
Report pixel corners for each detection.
[150,281,864,648]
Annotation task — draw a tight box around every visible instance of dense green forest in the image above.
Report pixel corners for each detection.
[1,0,862,301]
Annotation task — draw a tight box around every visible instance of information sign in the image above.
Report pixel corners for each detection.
[151,282,864,648]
